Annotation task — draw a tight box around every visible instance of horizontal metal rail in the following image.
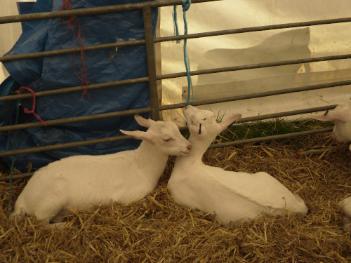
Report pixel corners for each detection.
[159,53,351,80]
[0,135,131,158]
[210,127,333,148]
[159,80,350,111]
[156,16,351,42]
[0,0,219,24]
[0,39,146,62]
[0,107,151,132]
[238,105,336,123]
[0,105,335,157]
[0,77,148,101]
[0,126,334,181]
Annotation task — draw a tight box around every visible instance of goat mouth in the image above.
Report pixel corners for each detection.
[198,124,202,135]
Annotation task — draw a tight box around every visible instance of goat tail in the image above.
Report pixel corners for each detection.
[293,194,308,215]
[10,198,27,220]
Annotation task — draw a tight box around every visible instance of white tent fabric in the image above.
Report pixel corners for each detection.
[0,0,22,82]
[159,0,351,125]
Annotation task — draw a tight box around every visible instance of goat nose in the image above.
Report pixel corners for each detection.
[187,144,192,150]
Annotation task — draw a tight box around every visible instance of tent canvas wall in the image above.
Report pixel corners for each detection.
[159,0,351,125]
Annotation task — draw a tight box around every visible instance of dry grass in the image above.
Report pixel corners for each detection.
[1,133,351,263]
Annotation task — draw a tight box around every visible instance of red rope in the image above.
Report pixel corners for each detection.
[62,0,74,26]
[76,23,89,96]
[17,86,47,125]
[62,0,89,96]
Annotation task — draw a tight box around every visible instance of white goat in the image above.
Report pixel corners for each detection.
[168,105,308,224]
[339,197,351,232]
[313,104,351,232]
[11,115,191,223]
[312,102,351,151]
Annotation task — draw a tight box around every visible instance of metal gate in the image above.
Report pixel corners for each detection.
[1,0,350,180]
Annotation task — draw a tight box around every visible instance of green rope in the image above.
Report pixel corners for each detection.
[172,6,180,44]
[173,0,192,105]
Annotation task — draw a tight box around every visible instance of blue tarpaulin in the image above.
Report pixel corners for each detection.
[0,0,157,171]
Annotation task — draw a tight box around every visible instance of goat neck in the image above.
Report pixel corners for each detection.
[180,133,213,163]
[133,140,169,183]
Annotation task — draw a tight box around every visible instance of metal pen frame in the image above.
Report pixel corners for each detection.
[0,0,348,180]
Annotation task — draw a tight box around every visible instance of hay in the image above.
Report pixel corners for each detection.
[1,134,351,263]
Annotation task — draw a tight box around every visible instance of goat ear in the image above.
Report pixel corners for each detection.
[312,114,332,122]
[134,115,155,128]
[312,109,348,122]
[218,113,242,132]
[186,105,198,110]
[183,104,201,114]
[120,129,151,141]
[172,116,186,128]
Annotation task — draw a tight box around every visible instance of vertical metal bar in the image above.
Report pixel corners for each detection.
[155,7,162,105]
[143,6,160,120]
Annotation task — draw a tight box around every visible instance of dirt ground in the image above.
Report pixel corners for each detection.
[0,133,351,263]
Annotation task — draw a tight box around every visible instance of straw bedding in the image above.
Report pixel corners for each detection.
[0,133,350,263]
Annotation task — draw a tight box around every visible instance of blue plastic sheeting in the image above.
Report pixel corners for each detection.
[0,0,157,171]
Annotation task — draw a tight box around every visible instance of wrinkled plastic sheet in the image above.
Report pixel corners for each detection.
[0,0,157,171]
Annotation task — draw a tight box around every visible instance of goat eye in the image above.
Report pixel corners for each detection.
[202,118,207,121]
[163,138,173,142]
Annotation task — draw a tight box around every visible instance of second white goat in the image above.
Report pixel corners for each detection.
[312,102,351,151]
[168,106,308,224]
[339,197,351,232]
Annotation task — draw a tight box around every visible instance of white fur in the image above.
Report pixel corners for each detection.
[339,196,351,232]
[312,102,351,148]
[168,106,308,224]
[314,103,351,232]
[11,115,191,223]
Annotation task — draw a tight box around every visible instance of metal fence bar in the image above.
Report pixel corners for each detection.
[143,6,160,120]
[0,77,148,102]
[0,135,135,157]
[159,80,351,111]
[210,127,333,148]
[0,135,131,158]
[0,107,151,132]
[174,105,336,126]
[0,105,335,157]
[159,53,351,80]
[0,39,146,62]
[238,105,336,123]
[0,0,219,24]
[0,126,334,181]
[156,16,351,42]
